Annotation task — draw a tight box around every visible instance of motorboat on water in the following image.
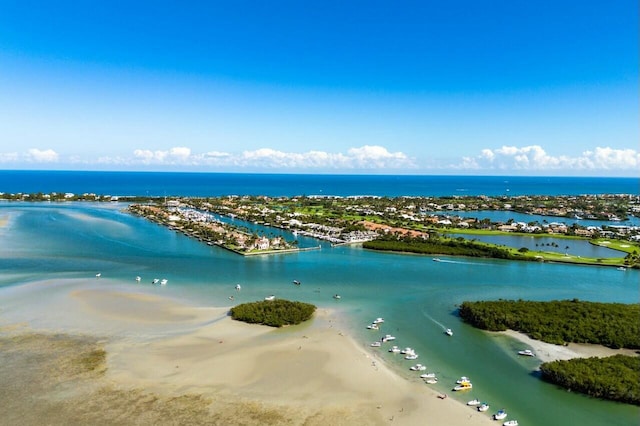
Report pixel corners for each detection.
[410,364,426,371]
[493,409,507,420]
[381,334,396,342]
[366,323,380,330]
[292,280,301,285]
[424,378,438,384]
[135,276,141,282]
[467,399,480,406]
[432,258,441,262]
[617,267,627,271]
[400,347,413,354]
[503,421,518,426]
[333,294,341,299]
[370,341,382,347]
[95,273,101,278]
[389,346,400,353]
[373,317,385,324]
[420,372,436,378]
[477,403,490,412]
[456,376,470,384]
[264,295,276,301]
[517,349,535,357]
[445,328,453,336]
[453,381,472,391]
[160,279,168,285]
[405,353,419,360]
[152,278,160,284]
[235,284,242,290]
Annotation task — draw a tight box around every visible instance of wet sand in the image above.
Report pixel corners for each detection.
[499,329,638,363]
[1,280,494,425]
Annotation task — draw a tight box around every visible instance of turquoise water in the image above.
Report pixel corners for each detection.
[1,202,638,426]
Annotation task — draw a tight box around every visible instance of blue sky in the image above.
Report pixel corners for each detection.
[0,1,637,175]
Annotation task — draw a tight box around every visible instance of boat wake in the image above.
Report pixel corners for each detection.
[420,310,447,331]
[435,259,487,266]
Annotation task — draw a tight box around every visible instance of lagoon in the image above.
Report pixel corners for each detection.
[446,233,623,258]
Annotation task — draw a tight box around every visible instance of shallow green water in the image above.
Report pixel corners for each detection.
[1,202,638,426]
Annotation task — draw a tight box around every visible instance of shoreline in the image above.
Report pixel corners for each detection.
[497,329,638,364]
[1,279,493,425]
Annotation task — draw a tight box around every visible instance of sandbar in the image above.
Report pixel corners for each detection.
[1,279,493,425]
[499,329,638,363]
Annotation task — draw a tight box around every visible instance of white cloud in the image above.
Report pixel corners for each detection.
[0,152,19,163]
[454,145,639,173]
[125,145,414,170]
[26,148,59,163]
[0,148,59,164]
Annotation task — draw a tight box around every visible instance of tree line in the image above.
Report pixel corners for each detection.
[540,355,639,405]
[458,299,640,349]
[363,235,521,260]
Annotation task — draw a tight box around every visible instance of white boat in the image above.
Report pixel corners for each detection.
[410,364,426,371]
[493,410,507,420]
[264,295,275,301]
[456,376,470,384]
[424,378,438,384]
[453,381,472,391]
[366,323,379,330]
[152,278,159,284]
[617,267,627,271]
[503,421,518,426]
[405,354,419,360]
[518,349,535,357]
[467,399,480,406]
[373,317,385,324]
[432,258,441,262]
[389,346,400,353]
[333,294,341,299]
[160,279,168,285]
[370,341,381,347]
[400,347,413,354]
[235,284,241,290]
[420,372,436,378]
[477,403,490,412]
[445,328,453,336]
[381,334,396,342]
[135,276,141,282]
[95,273,101,278]
[292,280,301,285]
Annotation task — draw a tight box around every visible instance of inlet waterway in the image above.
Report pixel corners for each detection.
[0,201,637,426]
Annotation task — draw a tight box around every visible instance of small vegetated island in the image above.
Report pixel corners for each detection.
[363,234,518,260]
[230,299,316,327]
[459,300,640,405]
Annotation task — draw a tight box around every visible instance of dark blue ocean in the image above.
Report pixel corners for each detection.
[1,170,638,197]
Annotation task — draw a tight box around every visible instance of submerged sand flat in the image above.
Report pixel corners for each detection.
[1,280,493,425]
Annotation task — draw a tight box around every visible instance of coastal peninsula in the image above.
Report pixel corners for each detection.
[120,194,640,268]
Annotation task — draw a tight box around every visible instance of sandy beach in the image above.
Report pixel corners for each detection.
[1,279,494,426]
[498,329,638,363]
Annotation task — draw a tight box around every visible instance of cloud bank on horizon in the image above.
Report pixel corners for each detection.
[1,144,637,176]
